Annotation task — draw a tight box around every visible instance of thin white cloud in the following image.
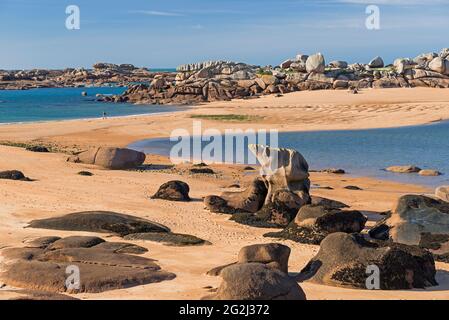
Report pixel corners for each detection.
[129,10,184,17]
[338,0,449,5]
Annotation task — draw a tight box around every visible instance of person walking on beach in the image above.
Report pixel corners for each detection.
[102,111,107,119]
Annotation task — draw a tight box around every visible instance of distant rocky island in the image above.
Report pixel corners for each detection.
[2,48,449,106]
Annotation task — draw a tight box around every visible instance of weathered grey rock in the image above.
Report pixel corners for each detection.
[68,147,145,170]
[280,59,294,69]
[205,263,306,300]
[369,195,449,256]
[394,58,416,74]
[429,57,447,74]
[297,233,437,290]
[28,211,170,236]
[436,186,449,203]
[265,205,366,244]
[151,180,190,202]
[385,165,421,173]
[439,48,449,60]
[368,56,384,68]
[0,242,175,293]
[306,53,325,73]
[248,144,310,207]
[419,169,441,176]
[414,52,437,65]
[329,61,348,69]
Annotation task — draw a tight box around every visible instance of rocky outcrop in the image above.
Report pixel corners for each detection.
[27,211,170,236]
[0,236,175,293]
[265,205,367,244]
[369,195,449,258]
[298,233,437,290]
[368,56,384,68]
[204,263,306,300]
[67,147,145,170]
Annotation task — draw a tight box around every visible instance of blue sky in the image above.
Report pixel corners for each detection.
[0,0,448,69]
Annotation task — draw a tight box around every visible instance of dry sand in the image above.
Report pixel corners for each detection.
[1,88,449,300]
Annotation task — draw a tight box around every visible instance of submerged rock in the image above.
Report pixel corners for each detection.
[385,165,421,173]
[297,233,437,290]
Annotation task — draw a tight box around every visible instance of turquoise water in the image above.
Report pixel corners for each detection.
[0,87,180,123]
[129,122,449,188]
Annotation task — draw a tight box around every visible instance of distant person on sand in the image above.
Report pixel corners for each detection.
[102,111,107,119]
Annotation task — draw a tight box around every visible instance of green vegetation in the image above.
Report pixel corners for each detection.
[256,68,273,76]
[190,114,264,122]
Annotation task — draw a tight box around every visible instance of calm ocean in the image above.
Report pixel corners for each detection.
[129,122,449,188]
[0,87,180,123]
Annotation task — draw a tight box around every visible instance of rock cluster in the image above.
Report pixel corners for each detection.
[204,145,311,228]
[105,48,449,105]
[0,235,175,293]
[204,243,306,300]
[0,62,155,90]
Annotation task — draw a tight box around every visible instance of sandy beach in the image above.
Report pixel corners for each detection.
[1,88,449,151]
[1,87,449,300]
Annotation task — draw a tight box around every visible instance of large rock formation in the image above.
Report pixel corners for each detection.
[369,195,449,259]
[28,211,170,236]
[265,204,367,244]
[205,263,306,300]
[248,144,310,206]
[204,145,311,228]
[297,233,437,290]
[67,147,145,170]
[0,236,175,293]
